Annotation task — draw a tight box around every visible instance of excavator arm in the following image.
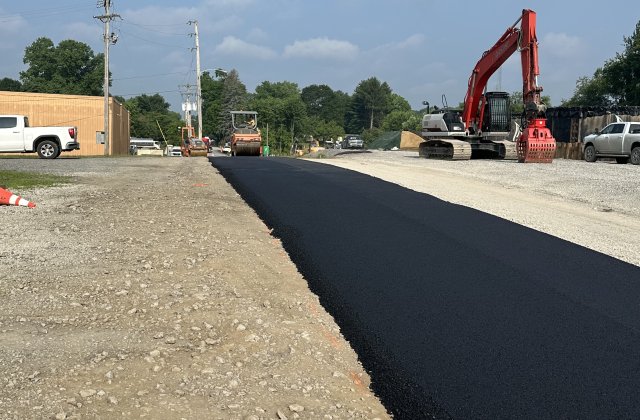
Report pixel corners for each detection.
[462,17,520,132]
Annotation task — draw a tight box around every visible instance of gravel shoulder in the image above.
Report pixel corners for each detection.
[314,150,640,267]
[0,157,388,420]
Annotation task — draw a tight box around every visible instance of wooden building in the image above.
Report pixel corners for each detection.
[0,91,130,156]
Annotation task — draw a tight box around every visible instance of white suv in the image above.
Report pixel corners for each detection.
[343,134,364,149]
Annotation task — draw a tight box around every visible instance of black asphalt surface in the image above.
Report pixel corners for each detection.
[210,156,640,419]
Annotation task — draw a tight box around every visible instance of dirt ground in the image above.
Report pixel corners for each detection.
[0,157,388,420]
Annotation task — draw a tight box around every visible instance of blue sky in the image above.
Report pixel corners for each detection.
[1,1,639,113]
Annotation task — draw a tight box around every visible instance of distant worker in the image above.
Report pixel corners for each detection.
[247,117,256,129]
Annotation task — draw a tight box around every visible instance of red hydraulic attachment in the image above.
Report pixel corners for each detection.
[516,10,556,162]
[462,9,556,163]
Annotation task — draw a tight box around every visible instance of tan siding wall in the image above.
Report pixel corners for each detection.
[0,91,129,156]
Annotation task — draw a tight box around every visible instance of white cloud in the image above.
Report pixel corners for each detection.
[0,7,27,45]
[247,28,268,43]
[62,22,103,45]
[541,32,586,58]
[283,37,359,60]
[204,0,254,7]
[214,36,277,60]
[396,34,426,49]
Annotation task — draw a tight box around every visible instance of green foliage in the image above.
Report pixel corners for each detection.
[0,170,70,189]
[250,81,306,142]
[300,84,349,129]
[603,21,640,105]
[565,20,640,106]
[382,110,421,131]
[219,69,248,140]
[20,37,105,95]
[510,91,552,114]
[361,127,384,144]
[122,94,182,145]
[387,93,411,112]
[350,77,392,130]
[0,77,22,91]
[200,71,225,144]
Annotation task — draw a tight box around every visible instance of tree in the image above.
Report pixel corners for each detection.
[350,77,392,130]
[250,81,307,148]
[562,71,610,107]
[564,20,640,106]
[0,78,22,92]
[200,71,225,144]
[510,91,552,114]
[601,21,640,105]
[218,69,248,140]
[382,110,422,131]
[20,37,105,95]
[122,94,182,145]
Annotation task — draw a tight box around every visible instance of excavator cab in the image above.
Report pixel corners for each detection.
[481,92,511,133]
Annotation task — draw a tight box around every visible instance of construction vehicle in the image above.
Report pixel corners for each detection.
[180,126,208,157]
[419,9,556,163]
[230,111,261,156]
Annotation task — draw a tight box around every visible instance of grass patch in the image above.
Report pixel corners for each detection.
[0,170,72,190]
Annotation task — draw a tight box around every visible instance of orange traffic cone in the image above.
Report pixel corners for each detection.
[0,187,36,208]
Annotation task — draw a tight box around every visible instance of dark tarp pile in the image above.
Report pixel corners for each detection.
[368,131,424,150]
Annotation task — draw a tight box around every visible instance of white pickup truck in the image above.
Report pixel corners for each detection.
[0,115,79,159]
[582,121,640,165]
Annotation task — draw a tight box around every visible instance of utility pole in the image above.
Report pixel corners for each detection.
[188,20,203,141]
[95,1,120,156]
[179,84,195,131]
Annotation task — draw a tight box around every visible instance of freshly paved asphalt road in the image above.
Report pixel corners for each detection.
[210,156,640,419]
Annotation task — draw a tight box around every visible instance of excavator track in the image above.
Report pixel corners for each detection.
[418,139,472,160]
[492,140,518,160]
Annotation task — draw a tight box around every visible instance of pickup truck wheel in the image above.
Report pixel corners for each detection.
[615,157,629,164]
[583,145,597,162]
[37,140,60,159]
[631,146,640,165]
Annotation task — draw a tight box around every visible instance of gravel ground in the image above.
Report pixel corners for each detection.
[0,157,388,420]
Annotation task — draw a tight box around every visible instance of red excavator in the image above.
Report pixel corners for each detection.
[419,9,556,163]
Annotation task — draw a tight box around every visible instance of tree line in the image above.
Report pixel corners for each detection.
[2,23,640,149]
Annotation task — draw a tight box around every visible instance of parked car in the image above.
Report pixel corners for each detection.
[582,122,640,164]
[343,134,364,149]
[169,146,182,157]
[0,114,79,159]
[221,142,231,154]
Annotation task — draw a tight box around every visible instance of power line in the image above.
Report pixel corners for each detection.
[112,71,188,81]
[0,5,95,23]
[118,21,190,36]
[116,28,191,49]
